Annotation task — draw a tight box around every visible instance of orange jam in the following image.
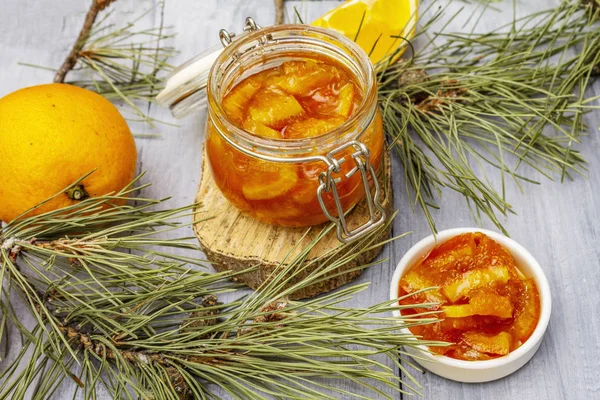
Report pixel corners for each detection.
[224,60,362,138]
[206,56,384,226]
[398,232,541,361]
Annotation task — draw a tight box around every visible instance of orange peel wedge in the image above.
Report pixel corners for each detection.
[311,0,418,65]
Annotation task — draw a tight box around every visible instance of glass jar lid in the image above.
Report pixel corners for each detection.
[156,45,222,118]
[156,18,263,118]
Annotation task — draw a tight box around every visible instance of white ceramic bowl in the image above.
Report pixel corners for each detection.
[389,228,551,383]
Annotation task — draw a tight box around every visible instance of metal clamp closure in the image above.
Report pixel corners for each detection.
[316,140,386,244]
[219,17,272,55]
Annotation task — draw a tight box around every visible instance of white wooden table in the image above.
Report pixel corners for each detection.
[1,0,599,399]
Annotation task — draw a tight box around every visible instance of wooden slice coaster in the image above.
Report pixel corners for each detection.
[193,150,393,299]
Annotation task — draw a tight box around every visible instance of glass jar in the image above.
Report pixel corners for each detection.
[158,18,386,243]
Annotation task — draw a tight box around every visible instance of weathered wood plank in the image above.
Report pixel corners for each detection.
[1,0,599,399]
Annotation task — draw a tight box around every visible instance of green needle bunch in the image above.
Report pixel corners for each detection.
[22,4,175,127]
[378,1,599,233]
[0,176,441,399]
[64,8,176,126]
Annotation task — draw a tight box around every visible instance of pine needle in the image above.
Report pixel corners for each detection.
[22,4,176,127]
[377,0,600,233]
[0,174,441,399]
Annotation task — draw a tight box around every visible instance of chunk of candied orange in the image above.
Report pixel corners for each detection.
[272,60,341,95]
[442,266,510,302]
[243,118,282,139]
[451,346,493,361]
[335,83,356,117]
[283,116,346,139]
[253,206,304,222]
[290,183,317,204]
[247,89,305,130]
[463,331,512,356]
[223,75,265,122]
[511,279,541,344]
[442,289,513,319]
[423,234,476,271]
[441,317,484,331]
[399,269,446,305]
[241,163,298,200]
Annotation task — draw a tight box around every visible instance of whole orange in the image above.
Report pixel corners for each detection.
[0,83,137,223]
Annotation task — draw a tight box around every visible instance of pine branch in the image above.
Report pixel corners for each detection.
[0,174,442,399]
[377,0,600,233]
[23,2,175,126]
[275,0,285,25]
[54,0,117,83]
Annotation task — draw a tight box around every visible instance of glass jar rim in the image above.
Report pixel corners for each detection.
[206,24,378,158]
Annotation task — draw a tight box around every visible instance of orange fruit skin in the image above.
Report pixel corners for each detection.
[0,83,137,223]
[312,0,418,65]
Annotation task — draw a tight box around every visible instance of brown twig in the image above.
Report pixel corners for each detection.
[275,0,284,24]
[582,0,600,11]
[54,0,116,83]
[415,79,469,113]
[35,237,103,254]
[59,324,194,399]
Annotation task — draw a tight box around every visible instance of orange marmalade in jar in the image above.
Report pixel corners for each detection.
[159,18,386,243]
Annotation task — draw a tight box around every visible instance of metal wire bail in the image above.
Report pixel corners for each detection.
[219,29,235,47]
[220,17,264,49]
[316,141,387,243]
[243,17,261,32]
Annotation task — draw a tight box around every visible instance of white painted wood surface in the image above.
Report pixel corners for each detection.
[0,0,599,399]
